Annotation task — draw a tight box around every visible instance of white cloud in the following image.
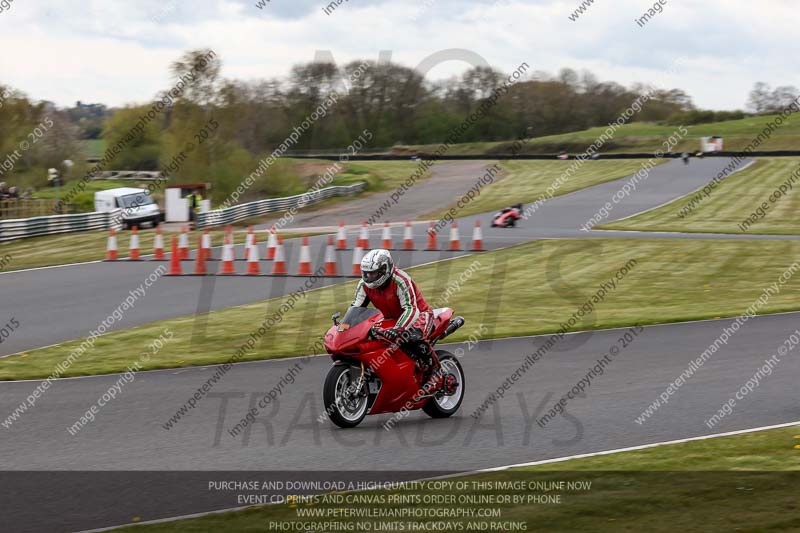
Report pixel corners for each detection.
[0,0,795,110]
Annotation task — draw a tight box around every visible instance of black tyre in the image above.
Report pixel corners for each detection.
[422,351,465,418]
[323,364,368,428]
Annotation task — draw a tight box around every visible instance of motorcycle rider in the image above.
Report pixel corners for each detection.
[353,249,436,382]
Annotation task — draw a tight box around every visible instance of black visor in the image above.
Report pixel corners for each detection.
[362,266,386,284]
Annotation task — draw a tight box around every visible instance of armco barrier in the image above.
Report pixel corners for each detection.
[0,209,123,243]
[197,182,366,229]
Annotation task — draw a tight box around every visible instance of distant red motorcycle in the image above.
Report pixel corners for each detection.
[322,306,465,428]
[491,203,523,227]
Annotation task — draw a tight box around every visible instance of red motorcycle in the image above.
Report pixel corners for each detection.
[491,203,523,227]
[322,307,465,428]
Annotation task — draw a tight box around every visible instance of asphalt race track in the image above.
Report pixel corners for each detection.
[3,157,797,357]
[2,313,798,531]
[2,157,799,531]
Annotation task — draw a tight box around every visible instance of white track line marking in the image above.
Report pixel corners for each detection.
[0,259,103,275]
[77,419,800,533]
[453,419,800,474]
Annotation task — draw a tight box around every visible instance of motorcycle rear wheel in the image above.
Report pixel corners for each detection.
[323,364,369,428]
[423,351,465,418]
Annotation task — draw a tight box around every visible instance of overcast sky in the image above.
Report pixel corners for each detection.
[0,0,795,110]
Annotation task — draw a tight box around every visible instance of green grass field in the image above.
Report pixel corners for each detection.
[441,160,649,217]
[599,158,800,235]
[403,114,800,155]
[115,425,800,532]
[5,238,800,380]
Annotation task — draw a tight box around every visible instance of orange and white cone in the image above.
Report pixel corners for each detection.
[178,227,190,260]
[244,227,254,260]
[193,235,208,275]
[470,220,484,252]
[105,228,118,261]
[351,246,364,277]
[266,226,277,260]
[324,236,338,276]
[336,220,348,250]
[128,226,141,260]
[403,221,415,250]
[297,237,313,276]
[358,222,370,249]
[271,237,287,275]
[382,223,393,250]
[167,236,182,275]
[449,221,462,251]
[153,227,165,260]
[219,235,236,275]
[425,222,438,251]
[201,230,212,261]
[245,240,260,275]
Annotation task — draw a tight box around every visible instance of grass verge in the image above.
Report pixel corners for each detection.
[599,158,800,235]
[116,424,800,532]
[402,114,800,155]
[4,238,800,380]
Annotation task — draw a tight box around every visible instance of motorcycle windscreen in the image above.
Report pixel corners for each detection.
[338,306,380,331]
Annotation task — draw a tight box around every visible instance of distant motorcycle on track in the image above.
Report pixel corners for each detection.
[322,306,465,428]
[491,203,523,227]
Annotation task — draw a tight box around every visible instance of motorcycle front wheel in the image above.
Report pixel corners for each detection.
[323,363,369,428]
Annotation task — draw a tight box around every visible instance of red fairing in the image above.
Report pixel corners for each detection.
[494,209,521,225]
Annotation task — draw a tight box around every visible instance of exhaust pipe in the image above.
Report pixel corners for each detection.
[438,316,465,341]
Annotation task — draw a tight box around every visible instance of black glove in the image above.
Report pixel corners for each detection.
[371,326,400,343]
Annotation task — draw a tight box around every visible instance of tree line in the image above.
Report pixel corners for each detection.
[0,48,792,202]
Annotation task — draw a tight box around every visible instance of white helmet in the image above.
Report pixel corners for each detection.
[360,249,394,289]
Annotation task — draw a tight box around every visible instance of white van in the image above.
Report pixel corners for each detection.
[94,187,162,229]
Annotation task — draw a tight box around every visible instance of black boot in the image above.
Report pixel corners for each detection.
[399,329,435,389]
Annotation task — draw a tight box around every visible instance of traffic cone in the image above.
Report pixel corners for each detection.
[193,236,207,275]
[225,225,235,259]
[271,236,287,275]
[425,222,438,251]
[245,240,260,275]
[167,236,182,275]
[449,221,462,251]
[178,227,189,260]
[403,221,415,251]
[351,246,364,276]
[358,222,370,249]
[382,223,393,250]
[266,226,277,260]
[128,226,141,260]
[336,220,348,250]
[105,228,118,260]
[324,236,338,276]
[201,229,212,261]
[471,220,484,252]
[297,237,313,276]
[153,227,165,260]
[219,234,236,274]
[244,227,254,260]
